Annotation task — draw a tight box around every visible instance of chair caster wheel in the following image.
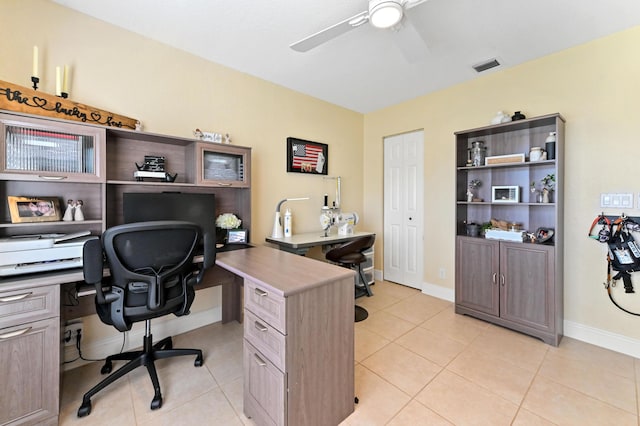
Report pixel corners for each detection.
[151,396,162,410]
[194,355,203,367]
[77,401,92,417]
[101,362,112,374]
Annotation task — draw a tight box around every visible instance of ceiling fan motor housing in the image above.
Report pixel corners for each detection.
[369,0,404,29]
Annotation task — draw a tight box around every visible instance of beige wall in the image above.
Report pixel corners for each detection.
[3,1,640,349]
[0,0,364,242]
[0,0,364,360]
[365,26,640,342]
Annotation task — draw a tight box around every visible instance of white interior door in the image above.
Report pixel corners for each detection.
[383,131,424,289]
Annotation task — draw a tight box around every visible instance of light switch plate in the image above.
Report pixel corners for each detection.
[620,193,633,208]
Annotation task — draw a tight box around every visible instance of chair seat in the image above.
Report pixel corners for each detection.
[334,252,366,265]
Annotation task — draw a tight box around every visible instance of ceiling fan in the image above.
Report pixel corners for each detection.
[290,0,430,60]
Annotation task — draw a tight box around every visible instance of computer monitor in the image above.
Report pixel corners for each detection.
[122,192,216,267]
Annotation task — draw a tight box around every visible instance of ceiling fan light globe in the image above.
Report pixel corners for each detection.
[369,0,403,29]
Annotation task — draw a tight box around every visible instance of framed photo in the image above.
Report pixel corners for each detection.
[227,228,248,244]
[286,137,328,175]
[8,196,61,223]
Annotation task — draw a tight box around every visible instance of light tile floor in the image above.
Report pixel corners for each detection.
[60,280,640,425]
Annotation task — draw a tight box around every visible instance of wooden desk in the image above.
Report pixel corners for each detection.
[0,245,355,426]
[265,230,375,255]
[216,245,355,425]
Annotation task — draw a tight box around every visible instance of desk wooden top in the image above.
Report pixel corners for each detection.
[215,245,354,297]
[265,231,375,249]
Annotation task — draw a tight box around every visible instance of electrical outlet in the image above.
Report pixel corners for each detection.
[64,320,83,347]
[439,267,446,279]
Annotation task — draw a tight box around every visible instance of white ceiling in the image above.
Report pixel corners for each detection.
[52,0,640,113]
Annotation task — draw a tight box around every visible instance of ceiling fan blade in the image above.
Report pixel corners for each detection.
[404,0,429,10]
[390,15,430,63]
[290,10,369,52]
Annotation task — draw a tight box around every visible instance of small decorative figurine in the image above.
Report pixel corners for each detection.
[63,199,74,221]
[74,200,85,221]
[224,133,232,144]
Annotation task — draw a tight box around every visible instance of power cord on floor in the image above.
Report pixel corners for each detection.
[64,329,125,364]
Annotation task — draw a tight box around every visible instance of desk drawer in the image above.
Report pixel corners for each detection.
[243,341,285,426]
[0,285,59,329]
[244,309,286,371]
[244,279,286,334]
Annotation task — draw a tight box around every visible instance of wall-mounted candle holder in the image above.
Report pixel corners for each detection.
[31,76,39,91]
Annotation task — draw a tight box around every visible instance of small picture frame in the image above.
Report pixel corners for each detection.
[286,137,328,175]
[8,196,62,223]
[227,228,248,244]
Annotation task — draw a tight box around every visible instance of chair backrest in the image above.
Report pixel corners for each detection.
[325,234,375,264]
[83,220,209,332]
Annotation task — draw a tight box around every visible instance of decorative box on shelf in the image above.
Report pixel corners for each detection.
[484,229,527,242]
[485,153,525,165]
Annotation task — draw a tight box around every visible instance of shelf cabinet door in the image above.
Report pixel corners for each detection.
[456,236,499,316]
[500,242,555,332]
[192,142,251,188]
[0,113,105,182]
[0,317,59,425]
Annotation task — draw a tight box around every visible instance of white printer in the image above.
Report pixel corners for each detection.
[0,231,96,277]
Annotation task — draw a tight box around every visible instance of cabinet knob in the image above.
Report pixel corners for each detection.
[500,275,505,286]
[254,353,267,367]
[0,292,32,303]
[0,327,31,340]
[492,273,497,284]
[38,175,67,180]
[254,288,268,297]
[254,321,268,332]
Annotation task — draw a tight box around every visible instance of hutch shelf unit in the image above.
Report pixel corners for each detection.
[0,109,251,425]
[454,113,564,346]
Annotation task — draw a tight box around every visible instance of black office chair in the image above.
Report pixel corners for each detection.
[77,221,214,417]
[326,234,375,322]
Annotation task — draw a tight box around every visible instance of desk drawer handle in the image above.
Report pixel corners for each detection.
[254,321,268,332]
[254,288,268,297]
[254,353,267,367]
[217,182,232,186]
[0,292,32,303]
[0,327,31,339]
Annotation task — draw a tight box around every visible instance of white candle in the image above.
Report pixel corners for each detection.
[55,66,61,96]
[32,46,38,77]
[62,65,69,93]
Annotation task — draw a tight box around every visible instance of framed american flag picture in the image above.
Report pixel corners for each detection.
[286,137,328,175]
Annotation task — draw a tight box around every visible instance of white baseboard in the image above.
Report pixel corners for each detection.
[420,280,640,358]
[63,307,222,371]
[563,319,640,358]
[421,280,455,302]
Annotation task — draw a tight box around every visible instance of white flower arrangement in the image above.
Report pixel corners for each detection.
[216,213,241,229]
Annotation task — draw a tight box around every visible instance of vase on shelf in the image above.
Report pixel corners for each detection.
[545,132,556,160]
[511,111,526,121]
[542,189,551,203]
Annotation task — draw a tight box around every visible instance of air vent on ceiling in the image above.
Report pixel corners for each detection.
[472,58,500,73]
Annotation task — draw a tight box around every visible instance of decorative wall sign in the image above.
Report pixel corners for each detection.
[286,137,328,175]
[8,196,61,223]
[0,80,138,129]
